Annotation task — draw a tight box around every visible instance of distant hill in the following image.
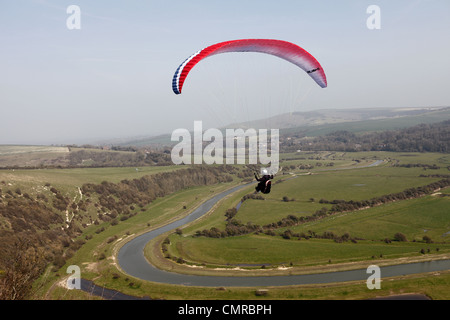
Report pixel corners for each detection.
[115,106,450,147]
[282,119,450,153]
[229,106,448,130]
[280,106,450,137]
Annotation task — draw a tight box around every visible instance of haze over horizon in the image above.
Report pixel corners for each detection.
[1,1,450,145]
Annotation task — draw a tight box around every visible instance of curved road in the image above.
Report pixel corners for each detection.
[117,182,450,287]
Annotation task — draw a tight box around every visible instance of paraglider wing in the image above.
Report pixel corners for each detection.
[172,39,327,95]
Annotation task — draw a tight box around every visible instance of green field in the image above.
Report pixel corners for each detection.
[164,151,450,268]
[168,196,449,266]
[0,145,69,168]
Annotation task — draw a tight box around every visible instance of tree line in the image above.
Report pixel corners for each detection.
[67,148,172,167]
[81,165,238,214]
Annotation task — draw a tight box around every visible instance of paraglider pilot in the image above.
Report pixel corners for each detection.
[254,169,273,194]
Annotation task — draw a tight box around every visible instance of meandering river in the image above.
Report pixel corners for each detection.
[117,182,450,287]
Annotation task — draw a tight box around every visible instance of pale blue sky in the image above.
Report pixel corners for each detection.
[1,0,449,144]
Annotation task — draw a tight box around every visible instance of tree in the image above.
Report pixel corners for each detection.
[423,235,433,244]
[225,208,237,221]
[393,232,407,242]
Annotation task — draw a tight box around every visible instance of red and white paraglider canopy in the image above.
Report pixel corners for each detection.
[172,39,327,95]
